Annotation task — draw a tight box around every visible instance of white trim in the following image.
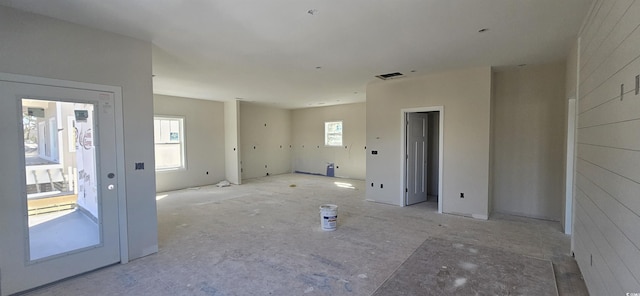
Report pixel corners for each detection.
[400,106,444,214]
[0,72,129,264]
[565,97,577,235]
[471,214,488,220]
[571,37,582,252]
[113,87,128,264]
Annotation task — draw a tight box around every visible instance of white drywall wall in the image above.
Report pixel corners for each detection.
[573,0,640,294]
[154,94,226,192]
[224,100,241,184]
[239,102,292,179]
[366,67,492,218]
[0,6,157,259]
[492,63,567,221]
[291,103,366,180]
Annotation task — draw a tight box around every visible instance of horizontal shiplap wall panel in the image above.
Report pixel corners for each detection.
[580,0,636,79]
[575,0,640,294]
[575,175,640,277]
[574,199,636,295]
[577,144,640,181]
[579,0,611,64]
[579,56,640,115]
[580,1,640,95]
[579,119,640,149]
[580,0,631,70]
[574,206,622,295]
[574,222,607,296]
[577,159,640,215]
[579,89,640,128]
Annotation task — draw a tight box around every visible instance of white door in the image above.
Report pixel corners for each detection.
[406,112,428,205]
[0,80,121,296]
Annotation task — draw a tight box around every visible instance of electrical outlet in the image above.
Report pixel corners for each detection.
[460,193,464,198]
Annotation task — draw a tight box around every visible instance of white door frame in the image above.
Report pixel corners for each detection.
[400,106,444,213]
[564,97,577,235]
[0,72,129,263]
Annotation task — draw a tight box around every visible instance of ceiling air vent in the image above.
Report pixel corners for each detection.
[375,72,405,80]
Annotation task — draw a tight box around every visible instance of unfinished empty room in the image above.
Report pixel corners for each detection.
[1,0,638,295]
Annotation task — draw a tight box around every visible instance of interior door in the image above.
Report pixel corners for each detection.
[0,80,121,296]
[406,112,428,205]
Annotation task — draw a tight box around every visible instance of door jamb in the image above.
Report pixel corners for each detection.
[564,97,577,235]
[400,106,444,213]
[0,72,129,264]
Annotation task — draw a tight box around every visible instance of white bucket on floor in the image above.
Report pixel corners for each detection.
[320,204,338,231]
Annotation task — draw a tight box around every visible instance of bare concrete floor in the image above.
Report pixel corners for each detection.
[23,174,588,295]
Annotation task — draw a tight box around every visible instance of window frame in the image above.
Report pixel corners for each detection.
[324,120,343,147]
[153,115,186,171]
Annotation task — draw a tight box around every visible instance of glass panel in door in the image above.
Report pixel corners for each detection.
[23,99,101,261]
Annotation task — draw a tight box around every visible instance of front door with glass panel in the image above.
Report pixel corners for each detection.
[0,80,121,296]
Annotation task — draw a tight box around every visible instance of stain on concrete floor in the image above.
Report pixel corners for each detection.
[372,237,557,295]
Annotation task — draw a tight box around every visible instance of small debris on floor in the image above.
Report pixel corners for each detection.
[454,278,467,287]
[216,180,231,187]
[304,287,314,293]
[289,184,297,187]
[459,262,478,271]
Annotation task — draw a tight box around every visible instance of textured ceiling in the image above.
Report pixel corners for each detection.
[3,0,592,108]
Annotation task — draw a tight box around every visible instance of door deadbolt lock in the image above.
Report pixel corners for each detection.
[107,173,115,179]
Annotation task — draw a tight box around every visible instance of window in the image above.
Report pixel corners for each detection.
[324,121,343,146]
[154,116,185,170]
